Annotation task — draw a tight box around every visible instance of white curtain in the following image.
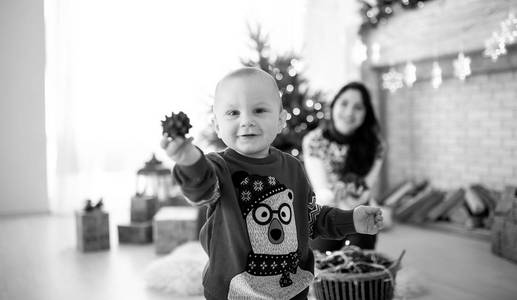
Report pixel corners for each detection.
[44,0,308,214]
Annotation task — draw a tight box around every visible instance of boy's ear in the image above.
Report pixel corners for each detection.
[211,115,221,138]
[277,109,287,134]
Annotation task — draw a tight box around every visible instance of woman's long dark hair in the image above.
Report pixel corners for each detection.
[322,82,381,177]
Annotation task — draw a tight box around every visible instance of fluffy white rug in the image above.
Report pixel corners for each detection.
[394,266,428,299]
[144,241,426,299]
[144,241,207,296]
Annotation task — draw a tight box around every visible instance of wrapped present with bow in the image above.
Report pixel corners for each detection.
[75,198,110,252]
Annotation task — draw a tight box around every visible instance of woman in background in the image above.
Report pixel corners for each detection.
[302,81,385,251]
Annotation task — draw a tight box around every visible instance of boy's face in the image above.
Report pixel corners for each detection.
[213,74,286,158]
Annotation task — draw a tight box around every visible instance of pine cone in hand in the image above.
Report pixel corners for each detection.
[161,111,192,138]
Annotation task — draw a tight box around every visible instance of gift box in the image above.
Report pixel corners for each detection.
[491,186,517,263]
[131,194,159,222]
[117,222,153,244]
[153,206,198,254]
[75,210,110,252]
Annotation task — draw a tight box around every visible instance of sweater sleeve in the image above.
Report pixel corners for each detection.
[313,206,356,239]
[172,152,220,206]
[306,179,356,239]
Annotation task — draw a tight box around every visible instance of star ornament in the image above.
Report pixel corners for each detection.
[484,31,507,61]
[453,52,471,81]
[501,12,517,44]
[382,67,403,93]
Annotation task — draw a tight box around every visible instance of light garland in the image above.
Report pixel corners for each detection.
[370,8,517,91]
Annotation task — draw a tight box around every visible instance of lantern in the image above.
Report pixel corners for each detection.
[136,154,172,202]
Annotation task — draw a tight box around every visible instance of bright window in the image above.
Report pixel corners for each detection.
[44,0,307,213]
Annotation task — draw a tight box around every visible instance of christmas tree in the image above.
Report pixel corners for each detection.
[241,25,325,158]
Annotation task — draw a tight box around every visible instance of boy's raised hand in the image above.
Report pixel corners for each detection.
[353,205,383,234]
[160,133,201,166]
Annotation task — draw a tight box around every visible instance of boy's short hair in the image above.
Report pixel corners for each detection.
[219,67,279,89]
[214,67,283,111]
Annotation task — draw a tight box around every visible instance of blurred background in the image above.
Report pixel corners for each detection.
[3,0,516,216]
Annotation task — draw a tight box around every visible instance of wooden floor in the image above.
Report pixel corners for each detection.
[1,214,517,300]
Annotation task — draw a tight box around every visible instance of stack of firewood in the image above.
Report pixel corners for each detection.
[379,181,501,231]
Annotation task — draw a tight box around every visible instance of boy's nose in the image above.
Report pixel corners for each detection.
[240,115,256,127]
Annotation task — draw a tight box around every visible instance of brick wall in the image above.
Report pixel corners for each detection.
[385,61,517,190]
[362,0,517,192]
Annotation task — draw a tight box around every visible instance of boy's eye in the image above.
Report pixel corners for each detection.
[226,110,239,116]
[254,108,268,114]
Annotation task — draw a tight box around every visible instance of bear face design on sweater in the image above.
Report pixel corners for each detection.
[227,171,313,300]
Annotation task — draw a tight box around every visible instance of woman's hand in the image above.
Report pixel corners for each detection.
[344,181,366,198]
[336,182,371,209]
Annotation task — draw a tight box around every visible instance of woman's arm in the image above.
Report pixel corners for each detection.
[364,138,387,192]
[302,134,335,206]
[364,158,383,189]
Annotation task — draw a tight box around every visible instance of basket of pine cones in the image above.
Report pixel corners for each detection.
[312,246,405,300]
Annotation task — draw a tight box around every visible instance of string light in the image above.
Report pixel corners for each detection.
[403,61,417,87]
[431,61,442,89]
[290,59,302,73]
[314,103,322,110]
[292,107,301,116]
[370,43,381,64]
[353,39,368,65]
[305,99,314,108]
[453,52,471,81]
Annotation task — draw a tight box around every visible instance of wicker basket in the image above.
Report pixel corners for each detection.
[312,250,405,300]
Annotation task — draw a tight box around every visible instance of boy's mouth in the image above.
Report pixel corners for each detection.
[239,133,259,137]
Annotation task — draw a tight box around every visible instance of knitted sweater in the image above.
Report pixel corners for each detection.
[173,147,357,300]
[302,127,385,207]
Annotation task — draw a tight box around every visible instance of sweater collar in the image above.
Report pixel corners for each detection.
[224,147,279,165]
